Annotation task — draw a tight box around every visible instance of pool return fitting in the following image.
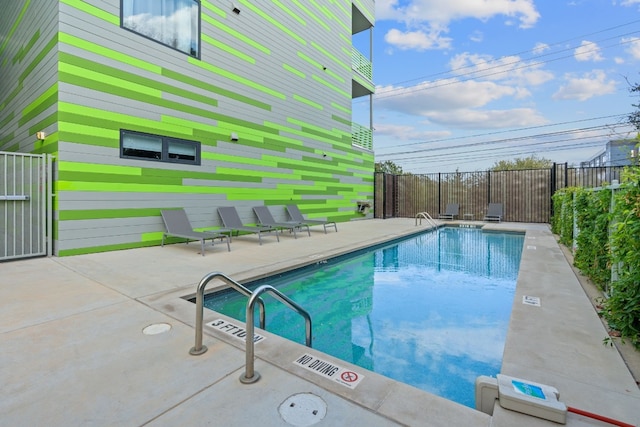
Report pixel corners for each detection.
[475,374,634,426]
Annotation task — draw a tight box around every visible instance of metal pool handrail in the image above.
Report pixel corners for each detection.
[239,284,312,384]
[415,211,437,228]
[190,271,266,356]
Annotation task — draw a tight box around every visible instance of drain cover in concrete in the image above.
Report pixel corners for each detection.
[142,323,171,335]
[278,393,327,426]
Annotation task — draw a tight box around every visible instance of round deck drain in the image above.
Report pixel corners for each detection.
[278,393,327,426]
[142,323,171,335]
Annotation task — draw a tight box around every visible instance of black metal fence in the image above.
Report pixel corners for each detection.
[375,164,626,223]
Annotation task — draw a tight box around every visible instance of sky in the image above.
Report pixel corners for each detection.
[352,0,640,173]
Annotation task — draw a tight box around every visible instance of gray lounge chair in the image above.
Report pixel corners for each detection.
[483,203,503,222]
[161,209,230,256]
[285,204,337,233]
[253,206,310,238]
[218,206,279,245]
[438,203,459,220]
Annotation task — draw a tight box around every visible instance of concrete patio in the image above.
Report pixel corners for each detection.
[1,219,638,426]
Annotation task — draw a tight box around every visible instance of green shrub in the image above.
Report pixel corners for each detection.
[552,172,640,348]
[604,168,640,348]
[573,188,611,288]
[551,188,577,246]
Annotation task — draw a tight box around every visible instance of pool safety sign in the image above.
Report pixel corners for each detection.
[294,353,364,389]
[522,295,541,306]
[206,319,265,344]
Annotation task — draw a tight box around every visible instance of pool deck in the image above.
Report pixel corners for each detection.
[1,219,638,426]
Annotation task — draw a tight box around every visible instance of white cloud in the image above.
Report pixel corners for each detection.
[574,40,604,62]
[470,30,484,43]
[552,70,617,101]
[532,42,550,55]
[374,322,507,363]
[425,108,547,129]
[513,87,532,99]
[621,0,640,5]
[124,5,197,54]
[377,0,539,51]
[384,28,451,51]
[377,79,518,114]
[375,79,547,129]
[376,0,403,21]
[448,52,554,86]
[622,36,640,60]
[374,124,451,140]
[377,0,539,28]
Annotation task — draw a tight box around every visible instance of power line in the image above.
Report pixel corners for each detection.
[365,19,640,173]
[375,113,630,154]
[401,141,607,173]
[389,132,613,163]
[353,19,640,105]
[386,19,640,88]
[378,120,636,172]
[372,34,640,101]
[399,139,605,163]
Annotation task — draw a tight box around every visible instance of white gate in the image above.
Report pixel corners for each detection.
[0,152,52,260]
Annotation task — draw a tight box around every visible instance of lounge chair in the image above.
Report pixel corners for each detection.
[483,203,503,222]
[218,206,279,245]
[285,204,337,233]
[253,206,310,238]
[438,203,459,220]
[160,209,230,256]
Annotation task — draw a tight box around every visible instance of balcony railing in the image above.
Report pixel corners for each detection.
[352,48,372,82]
[352,122,372,151]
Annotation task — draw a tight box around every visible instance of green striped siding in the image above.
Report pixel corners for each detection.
[1,0,375,256]
[0,1,31,59]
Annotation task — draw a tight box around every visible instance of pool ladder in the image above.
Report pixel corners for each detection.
[189,271,312,385]
[415,212,438,228]
[190,272,266,356]
[240,284,312,384]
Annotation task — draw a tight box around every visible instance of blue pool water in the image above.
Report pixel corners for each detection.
[204,227,524,408]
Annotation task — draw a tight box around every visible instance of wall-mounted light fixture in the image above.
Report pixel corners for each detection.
[322,152,327,158]
[322,66,327,70]
[230,132,239,141]
[232,4,240,14]
[36,131,46,141]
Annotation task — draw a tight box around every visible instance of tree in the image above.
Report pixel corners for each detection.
[491,155,553,171]
[627,79,640,164]
[375,160,403,174]
[628,79,640,132]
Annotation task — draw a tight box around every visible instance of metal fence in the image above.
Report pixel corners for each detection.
[375,164,627,223]
[0,152,52,261]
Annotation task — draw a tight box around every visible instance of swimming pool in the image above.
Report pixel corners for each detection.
[203,227,524,408]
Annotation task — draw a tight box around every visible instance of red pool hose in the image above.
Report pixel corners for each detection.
[567,406,635,427]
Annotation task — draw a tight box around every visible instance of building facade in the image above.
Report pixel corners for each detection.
[1,0,375,256]
[580,139,637,168]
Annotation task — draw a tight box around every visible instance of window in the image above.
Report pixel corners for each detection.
[121,0,200,58]
[121,130,201,165]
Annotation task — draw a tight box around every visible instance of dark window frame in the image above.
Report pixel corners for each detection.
[120,129,201,166]
[120,0,201,59]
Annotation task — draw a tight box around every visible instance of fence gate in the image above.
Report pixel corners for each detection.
[0,152,52,261]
